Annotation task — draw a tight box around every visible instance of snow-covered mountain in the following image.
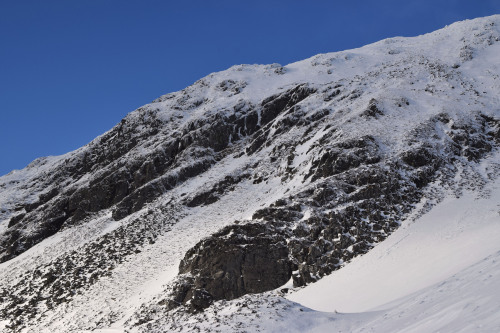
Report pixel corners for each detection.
[1,15,500,332]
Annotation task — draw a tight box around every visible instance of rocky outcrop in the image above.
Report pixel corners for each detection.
[163,109,500,311]
[164,223,292,312]
[0,81,320,264]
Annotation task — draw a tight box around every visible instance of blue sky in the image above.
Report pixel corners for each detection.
[1,1,499,176]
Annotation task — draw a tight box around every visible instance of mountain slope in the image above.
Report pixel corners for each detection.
[1,15,500,332]
[166,154,500,332]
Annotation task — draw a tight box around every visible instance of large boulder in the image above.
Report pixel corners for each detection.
[172,223,292,311]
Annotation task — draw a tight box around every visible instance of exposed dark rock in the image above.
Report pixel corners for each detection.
[306,108,330,123]
[260,84,316,127]
[216,80,247,95]
[361,98,383,118]
[308,135,381,181]
[245,85,317,156]
[7,213,25,228]
[401,147,437,168]
[252,206,303,222]
[323,86,342,101]
[0,98,263,260]
[168,223,292,311]
[183,173,251,207]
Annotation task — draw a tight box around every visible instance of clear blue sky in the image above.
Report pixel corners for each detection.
[1,0,499,176]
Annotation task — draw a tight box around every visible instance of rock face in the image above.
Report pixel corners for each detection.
[165,223,292,312]
[1,15,500,332]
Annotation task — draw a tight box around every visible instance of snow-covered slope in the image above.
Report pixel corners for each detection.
[289,156,500,313]
[1,15,500,332]
[287,149,500,332]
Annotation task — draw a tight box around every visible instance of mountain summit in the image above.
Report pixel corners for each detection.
[1,15,500,332]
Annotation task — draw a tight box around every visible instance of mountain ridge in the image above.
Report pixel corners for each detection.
[1,14,500,332]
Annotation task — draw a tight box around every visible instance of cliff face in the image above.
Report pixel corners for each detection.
[0,15,500,332]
